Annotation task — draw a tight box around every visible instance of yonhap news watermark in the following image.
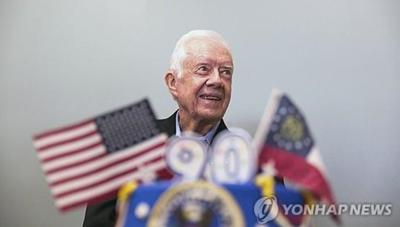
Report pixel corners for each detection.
[254,196,392,224]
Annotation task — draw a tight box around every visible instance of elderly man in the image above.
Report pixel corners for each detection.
[159,30,233,142]
[83,30,234,227]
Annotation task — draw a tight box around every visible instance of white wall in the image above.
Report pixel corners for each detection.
[1,0,399,226]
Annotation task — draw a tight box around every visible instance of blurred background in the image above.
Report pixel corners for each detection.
[1,0,399,226]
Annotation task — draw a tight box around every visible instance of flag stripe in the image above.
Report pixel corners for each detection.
[45,153,108,174]
[43,144,105,172]
[259,145,335,204]
[57,166,172,212]
[53,155,164,198]
[154,167,174,180]
[33,120,94,143]
[41,141,103,163]
[55,160,166,209]
[306,146,327,175]
[51,147,164,196]
[37,130,98,151]
[58,189,117,212]
[46,135,166,182]
[49,144,165,186]
[38,134,102,160]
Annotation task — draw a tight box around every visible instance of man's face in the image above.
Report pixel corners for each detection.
[173,38,233,123]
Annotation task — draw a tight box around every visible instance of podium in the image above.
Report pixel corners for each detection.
[121,180,308,227]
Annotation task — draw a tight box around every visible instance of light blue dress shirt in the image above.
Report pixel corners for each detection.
[175,111,220,144]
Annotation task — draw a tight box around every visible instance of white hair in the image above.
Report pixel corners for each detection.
[169,30,231,77]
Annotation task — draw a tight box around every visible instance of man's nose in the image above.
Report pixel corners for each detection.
[206,68,222,87]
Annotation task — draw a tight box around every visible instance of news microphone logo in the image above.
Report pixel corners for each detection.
[254,196,279,224]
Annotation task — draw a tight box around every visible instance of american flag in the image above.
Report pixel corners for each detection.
[32,99,170,212]
[254,90,338,222]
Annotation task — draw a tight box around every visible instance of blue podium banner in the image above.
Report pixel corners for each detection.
[122,180,305,227]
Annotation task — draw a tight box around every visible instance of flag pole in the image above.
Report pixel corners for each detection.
[253,88,283,154]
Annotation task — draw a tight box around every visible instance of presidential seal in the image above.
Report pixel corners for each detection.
[147,181,245,227]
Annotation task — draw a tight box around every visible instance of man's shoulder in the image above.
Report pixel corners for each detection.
[156,111,228,143]
[156,112,177,137]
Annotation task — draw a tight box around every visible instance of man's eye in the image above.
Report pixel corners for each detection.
[196,66,210,73]
[220,69,232,77]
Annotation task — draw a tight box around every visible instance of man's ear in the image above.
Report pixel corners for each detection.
[165,71,178,99]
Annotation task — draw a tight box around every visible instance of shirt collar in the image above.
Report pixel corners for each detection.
[175,111,220,144]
